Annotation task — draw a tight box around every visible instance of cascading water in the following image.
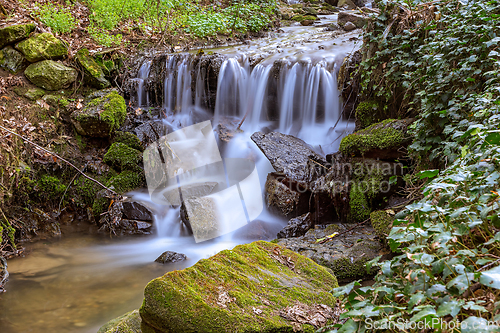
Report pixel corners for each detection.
[0,15,362,333]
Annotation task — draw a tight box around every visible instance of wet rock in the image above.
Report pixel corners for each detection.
[98,310,143,333]
[277,224,391,282]
[0,255,8,292]
[117,219,153,235]
[0,46,26,73]
[338,12,368,28]
[337,50,362,122]
[181,196,219,242]
[24,60,77,91]
[140,241,338,332]
[339,118,415,160]
[337,0,360,9]
[122,201,153,221]
[97,200,152,236]
[277,213,313,239]
[265,173,306,218]
[155,251,187,264]
[301,19,316,26]
[251,131,326,182]
[0,23,35,49]
[134,121,169,147]
[16,33,68,62]
[75,48,110,89]
[343,22,357,31]
[70,90,126,137]
[231,220,282,241]
[165,182,218,206]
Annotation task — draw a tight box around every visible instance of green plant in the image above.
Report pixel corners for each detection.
[329,0,500,332]
[33,2,77,34]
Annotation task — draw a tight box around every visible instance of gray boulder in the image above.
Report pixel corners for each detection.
[338,12,368,28]
[277,224,391,282]
[155,251,187,264]
[24,60,77,91]
[277,213,314,238]
[251,131,326,182]
[0,46,26,73]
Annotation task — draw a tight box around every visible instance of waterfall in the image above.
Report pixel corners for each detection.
[136,60,152,107]
[134,53,352,151]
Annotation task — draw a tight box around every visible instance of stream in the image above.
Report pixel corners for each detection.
[0,14,360,333]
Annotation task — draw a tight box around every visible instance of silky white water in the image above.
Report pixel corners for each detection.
[0,14,361,333]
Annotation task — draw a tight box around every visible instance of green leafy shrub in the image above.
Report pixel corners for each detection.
[33,2,77,34]
[331,0,500,331]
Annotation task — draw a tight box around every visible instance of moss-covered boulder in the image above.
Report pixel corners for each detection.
[355,100,381,129]
[24,87,45,101]
[107,170,145,193]
[15,33,68,62]
[24,60,77,91]
[70,90,126,137]
[75,48,110,89]
[98,310,144,333]
[339,118,414,160]
[370,210,394,240]
[348,158,403,222]
[112,131,143,151]
[0,46,26,73]
[337,12,368,28]
[140,241,338,333]
[276,224,390,282]
[0,23,35,49]
[103,143,142,171]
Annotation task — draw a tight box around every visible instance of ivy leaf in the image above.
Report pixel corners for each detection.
[446,273,475,295]
[418,169,439,179]
[436,299,462,317]
[485,132,500,145]
[408,292,426,310]
[337,319,359,333]
[480,266,500,289]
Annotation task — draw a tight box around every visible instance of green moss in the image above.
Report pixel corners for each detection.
[292,15,316,22]
[349,182,371,222]
[43,94,69,110]
[16,33,68,62]
[348,161,387,222]
[0,215,17,250]
[103,142,142,171]
[139,241,338,333]
[76,48,110,88]
[98,91,126,133]
[356,100,380,129]
[92,196,109,219]
[370,210,394,240]
[72,91,126,137]
[98,310,143,333]
[107,170,145,194]
[37,175,66,200]
[72,171,116,208]
[112,131,143,152]
[339,119,408,157]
